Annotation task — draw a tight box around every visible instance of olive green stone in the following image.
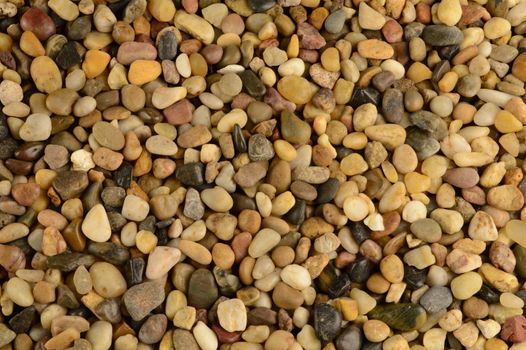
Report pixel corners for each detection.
[368,303,427,331]
[280,110,311,145]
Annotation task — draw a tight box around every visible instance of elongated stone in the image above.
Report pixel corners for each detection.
[368,303,427,331]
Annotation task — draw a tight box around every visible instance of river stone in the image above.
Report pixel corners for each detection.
[419,286,453,313]
[0,323,15,348]
[248,0,276,12]
[422,25,463,46]
[368,303,427,331]
[281,110,311,145]
[123,280,165,321]
[314,303,342,342]
[172,329,200,350]
[336,326,363,350]
[239,70,266,97]
[405,127,440,160]
[248,134,274,161]
[409,111,448,140]
[188,269,219,309]
[47,252,96,272]
[158,31,178,60]
[382,88,404,123]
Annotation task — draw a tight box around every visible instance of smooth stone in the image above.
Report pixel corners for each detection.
[382,88,404,123]
[123,280,165,321]
[176,162,205,187]
[419,286,453,313]
[19,113,52,141]
[422,25,463,46]
[139,314,168,344]
[281,110,311,145]
[248,0,275,12]
[158,31,178,60]
[368,303,427,331]
[405,127,440,160]
[350,88,381,109]
[95,298,122,324]
[55,41,81,70]
[9,306,36,333]
[46,252,96,272]
[188,269,219,309]
[336,326,363,350]
[248,134,274,161]
[87,242,130,265]
[20,8,56,41]
[346,257,375,283]
[316,178,340,204]
[314,303,342,342]
[409,111,448,140]
[81,204,111,242]
[239,70,266,97]
[172,329,200,350]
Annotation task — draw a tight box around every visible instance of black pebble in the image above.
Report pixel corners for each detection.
[314,303,342,342]
[55,41,81,70]
[404,265,427,290]
[347,257,375,283]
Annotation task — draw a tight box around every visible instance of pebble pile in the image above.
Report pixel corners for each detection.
[0,0,525,349]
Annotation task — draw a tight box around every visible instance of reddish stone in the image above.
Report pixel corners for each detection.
[458,5,489,27]
[461,186,486,206]
[502,316,526,343]
[415,2,431,23]
[135,34,154,45]
[163,99,194,125]
[5,159,32,176]
[212,324,242,344]
[11,183,40,207]
[371,211,401,240]
[382,19,403,43]
[182,0,199,13]
[264,88,296,114]
[0,51,15,70]
[179,39,202,55]
[297,22,326,49]
[231,93,255,110]
[201,45,223,64]
[298,49,319,63]
[259,39,279,49]
[0,244,25,272]
[116,42,157,65]
[334,252,356,269]
[20,8,56,41]
[231,231,252,263]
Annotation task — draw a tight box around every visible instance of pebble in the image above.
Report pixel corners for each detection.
[81,204,111,242]
[314,304,342,342]
[123,280,165,321]
[218,298,247,332]
[368,303,427,331]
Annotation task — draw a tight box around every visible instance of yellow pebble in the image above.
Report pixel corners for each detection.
[274,140,297,161]
[128,60,162,85]
[135,230,158,254]
[404,172,431,194]
[495,110,523,133]
[287,34,299,58]
[321,47,340,72]
[406,62,432,83]
[340,153,369,176]
[148,0,176,22]
[438,71,458,92]
[19,31,45,57]
[0,33,12,51]
[82,50,111,79]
